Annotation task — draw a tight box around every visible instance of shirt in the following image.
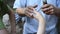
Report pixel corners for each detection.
[13,0,60,34]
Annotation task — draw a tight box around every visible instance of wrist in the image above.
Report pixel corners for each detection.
[55,8,60,17]
[18,8,26,16]
[54,7,60,17]
[23,8,27,16]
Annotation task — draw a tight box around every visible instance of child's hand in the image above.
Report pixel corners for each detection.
[33,9,44,21]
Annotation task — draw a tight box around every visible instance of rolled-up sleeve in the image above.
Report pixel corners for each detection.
[13,0,21,8]
[13,0,27,8]
[13,0,27,22]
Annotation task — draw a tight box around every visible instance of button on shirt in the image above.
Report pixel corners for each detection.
[13,0,60,34]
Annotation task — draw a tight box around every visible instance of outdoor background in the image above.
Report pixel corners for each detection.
[2,0,23,34]
[1,0,60,34]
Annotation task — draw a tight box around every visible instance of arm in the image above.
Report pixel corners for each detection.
[13,0,26,16]
[16,5,37,17]
[41,4,60,17]
[16,8,26,16]
[37,19,45,34]
[33,10,46,34]
[13,0,37,17]
[37,14,45,34]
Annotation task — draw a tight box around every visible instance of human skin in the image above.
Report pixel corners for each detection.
[16,5,46,34]
[16,5,37,17]
[32,9,46,34]
[41,4,60,17]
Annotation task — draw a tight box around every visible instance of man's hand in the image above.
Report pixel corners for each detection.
[24,5,37,18]
[41,4,57,15]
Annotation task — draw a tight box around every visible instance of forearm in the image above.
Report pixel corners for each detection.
[16,8,26,16]
[37,15,46,34]
[37,19,45,34]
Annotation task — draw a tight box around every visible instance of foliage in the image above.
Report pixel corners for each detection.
[0,0,9,16]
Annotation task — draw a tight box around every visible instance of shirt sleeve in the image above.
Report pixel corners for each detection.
[13,0,27,22]
[13,0,27,8]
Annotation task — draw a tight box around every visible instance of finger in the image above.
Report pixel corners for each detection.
[32,9,38,15]
[25,8,33,13]
[28,7,34,10]
[42,8,53,12]
[27,5,38,10]
[45,11,51,15]
[27,12,34,18]
[27,8,33,13]
[26,11,33,17]
[49,9,54,15]
[25,13,31,17]
[41,4,50,9]
[25,14,31,17]
[45,9,54,15]
[42,6,53,12]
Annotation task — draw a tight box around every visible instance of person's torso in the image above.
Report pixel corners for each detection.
[23,0,58,33]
